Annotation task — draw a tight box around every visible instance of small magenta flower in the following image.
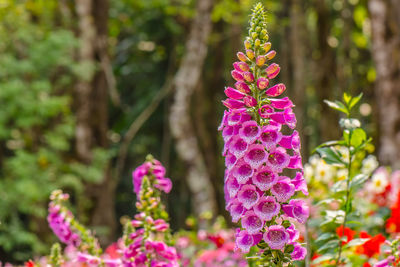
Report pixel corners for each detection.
[235,229,254,253]
[265,83,286,97]
[222,98,245,109]
[264,225,289,250]
[260,125,282,148]
[271,178,295,202]
[269,97,293,109]
[254,196,280,221]
[229,137,249,158]
[230,200,245,223]
[225,87,245,100]
[239,120,260,143]
[242,211,264,234]
[265,63,280,79]
[235,81,251,94]
[252,167,278,191]
[237,184,260,209]
[243,71,255,82]
[231,70,245,82]
[282,199,310,224]
[291,243,307,261]
[244,144,268,168]
[243,95,257,107]
[233,160,254,184]
[226,176,240,198]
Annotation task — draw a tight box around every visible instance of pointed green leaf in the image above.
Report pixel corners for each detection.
[324,100,349,115]
[344,238,370,248]
[350,128,367,148]
[316,147,345,165]
[349,93,363,111]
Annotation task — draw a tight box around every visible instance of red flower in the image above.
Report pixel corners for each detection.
[386,191,400,233]
[336,225,355,244]
[25,260,35,267]
[363,263,372,267]
[208,234,225,248]
[105,242,120,259]
[355,231,385,258]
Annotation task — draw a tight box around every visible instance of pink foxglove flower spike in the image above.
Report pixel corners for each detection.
[219,2,309,265]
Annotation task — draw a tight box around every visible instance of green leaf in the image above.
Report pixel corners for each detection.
[343,93,352,104]
[312,254,335,264]
[350,174,369,189]
[316,147,345,165]
[324,100,349,115]
[315,232,336,243]
[344,238,370,248]
[350,128,367,148]
[331,180,346,193]
[349,92,363,110]
[317,239,339,252]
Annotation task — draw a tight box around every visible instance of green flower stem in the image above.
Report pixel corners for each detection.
[336,126,353,266]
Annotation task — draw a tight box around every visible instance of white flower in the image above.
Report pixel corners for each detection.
[315,160,336,183]
[361,155,379,175]
[368,169,389,194]
[336,168,348,181]
[304,164,314,181]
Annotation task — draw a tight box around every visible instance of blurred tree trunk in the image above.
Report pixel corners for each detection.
[75,0,116,244]
[289,0,307,158]
[369,0,400,169]
[169,0,217,219]
[315,0,340,142]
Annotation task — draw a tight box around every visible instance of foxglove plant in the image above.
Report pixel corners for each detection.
[219,3,309,265]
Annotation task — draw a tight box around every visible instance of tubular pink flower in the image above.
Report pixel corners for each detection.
[235,230,254,253]
[225,152,238,170]
[237,184,260,209]
[265,83,286,97]
[231,70,245,82]
[239,120,261,143]
[229,136,249,158]
[256,55,266,66]
[226,176,240,198]
[242,211,264,234]
[235,81,251,94]
[269,97,293,109]
[288,153,303,170]
[225,87,246,100]
[230,200,246,223]
[254,196,280,221]
[291,243,307,261]
[271,177,295,202]
[252,167,278,191]
[259,104,274,118]
[282,199,309,224]
[267,147,290,173]
[243,95,257,107]
[279,130,300,151]
[244,144,268,168]
[286,224,300,242]
[264,225,289,250]
[257,77,269,90]
[222,99,245,109]
[260,125,282,149]
[291,172,309,195]
[233,160,254,184]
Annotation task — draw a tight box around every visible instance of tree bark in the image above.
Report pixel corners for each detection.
[75,0,116,245]
[290,0,307,157]
[369,0,400,168]
[169,0,217,218]
[315,0,340,142]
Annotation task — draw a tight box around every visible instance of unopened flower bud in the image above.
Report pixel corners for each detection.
[246,49,255,59]
[255,39,261,47]
[256,26,261,32]
[243,71,255,82]
[233,61,250,72]
[266,63,280,79]
[251,32,258,39]
[266,50,276,60]
[244,39,252,49]
[225,87,245,100]
[265,83,286,97]
[235,82,251,94]
[256,56,266,66]
[243,95,257,107]
[257,77,269,89]
[263,42,272,52]
[145,216,154,224]
[261,29,268,37]
[237,52,247,62]
[131,220,143,227]
[231,70,244,82]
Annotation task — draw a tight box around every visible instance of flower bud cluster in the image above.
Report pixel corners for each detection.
[219,3,309,264]
[122,156,179,267]
[47,190,81,247]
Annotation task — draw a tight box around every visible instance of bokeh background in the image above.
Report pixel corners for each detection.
[0,0,399,263]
